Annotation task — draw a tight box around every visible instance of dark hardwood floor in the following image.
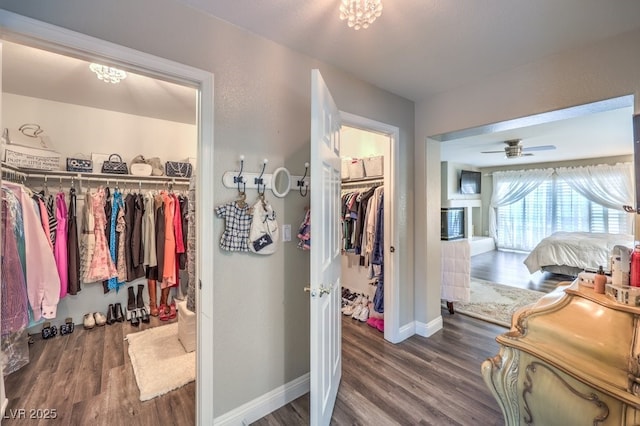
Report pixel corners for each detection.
[4,250,562,426]
[470,249,573,293]
[253,312,506,426]
[255,249,571,425]
[3,315,194,426]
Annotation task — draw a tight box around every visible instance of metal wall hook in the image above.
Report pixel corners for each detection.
[255,158,268,196]
[298,162,309,197]
[234,155,246,193]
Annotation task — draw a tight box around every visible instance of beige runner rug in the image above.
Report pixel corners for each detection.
[452,279,545,327]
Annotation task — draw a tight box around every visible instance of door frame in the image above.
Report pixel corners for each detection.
[340,111,401,343]
[0,11,215,423]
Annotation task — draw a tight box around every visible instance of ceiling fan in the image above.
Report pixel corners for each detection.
[481,139,556,158]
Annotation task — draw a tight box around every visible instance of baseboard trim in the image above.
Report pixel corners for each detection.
[397,322,416,342]
[415,316,443,338]
[213,373,310,426]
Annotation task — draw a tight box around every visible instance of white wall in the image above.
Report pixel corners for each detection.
[2,93,196,326]
[0,0,416,418]
[415,28,640,326]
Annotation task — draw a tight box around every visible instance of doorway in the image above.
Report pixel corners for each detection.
[339,112,400,343]
[0,11,214,423]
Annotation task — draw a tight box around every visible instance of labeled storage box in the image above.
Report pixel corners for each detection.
[3,144,61,170]
[347,158,365,179]
[363,155,384,177]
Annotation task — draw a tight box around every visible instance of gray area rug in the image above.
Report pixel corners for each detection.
[126,322,195,401]
[453,279,545,327]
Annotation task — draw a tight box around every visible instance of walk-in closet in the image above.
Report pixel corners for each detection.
[0,40,198,422]
[339,125,389,334]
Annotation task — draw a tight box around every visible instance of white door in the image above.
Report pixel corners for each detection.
[309,69,342,426]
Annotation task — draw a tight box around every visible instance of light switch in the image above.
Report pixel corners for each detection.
[282,224,291,242]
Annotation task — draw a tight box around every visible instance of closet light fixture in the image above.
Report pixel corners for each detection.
[89,63,127,84]
[339,0,383,30]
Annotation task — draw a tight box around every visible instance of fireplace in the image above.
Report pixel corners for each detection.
[441,208,464,240]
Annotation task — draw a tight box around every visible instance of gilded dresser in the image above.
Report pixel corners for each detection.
[482,281,640,425]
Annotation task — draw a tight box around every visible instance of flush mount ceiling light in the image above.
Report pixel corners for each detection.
[339,0,383,30]
[89,63,127,84]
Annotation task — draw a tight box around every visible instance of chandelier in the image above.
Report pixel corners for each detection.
[339,0,383,30]
[89,63,127,84]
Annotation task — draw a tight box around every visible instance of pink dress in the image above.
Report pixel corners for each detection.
[54,192,69,298]
[85,187,117,282]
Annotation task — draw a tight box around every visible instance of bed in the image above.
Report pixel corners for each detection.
[523,231,634,276]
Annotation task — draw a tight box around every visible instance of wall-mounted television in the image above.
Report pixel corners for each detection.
[460,169,481,194]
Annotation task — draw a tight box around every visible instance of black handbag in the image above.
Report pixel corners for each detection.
[101,154,128,175]
[165,161,193,178]
[66,157,93,173]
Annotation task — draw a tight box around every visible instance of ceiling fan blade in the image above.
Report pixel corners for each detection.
[480,150,505,154]
[522,144,556,152]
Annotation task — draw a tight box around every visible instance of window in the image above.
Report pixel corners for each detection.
[497,175,631,251]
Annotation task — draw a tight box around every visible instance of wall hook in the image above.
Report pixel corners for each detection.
[255,158,268,196]
[298,162,309,197]
[234,155,246,193]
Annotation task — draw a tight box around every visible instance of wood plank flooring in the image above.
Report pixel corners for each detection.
[253,312,506,425]
[3,316,195,426]
[3,250,561,425]
[255,250,568,425]
[470,249,572,293]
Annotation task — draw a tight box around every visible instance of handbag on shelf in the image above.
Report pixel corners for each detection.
[66,156,93,173]
[101,154,129,175]
[165,161,193,178]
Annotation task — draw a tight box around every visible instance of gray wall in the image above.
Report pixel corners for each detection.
[414,27,640,327]
[0,0,415,417]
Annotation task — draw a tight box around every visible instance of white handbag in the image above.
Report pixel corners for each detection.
[248,198,279,255]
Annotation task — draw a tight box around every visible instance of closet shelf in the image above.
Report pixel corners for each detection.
[1,162,190,186]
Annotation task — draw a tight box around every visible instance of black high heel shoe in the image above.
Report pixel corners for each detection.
[140,307,150,323]
[115,303,125,322]
[106,303,116,325]
[130,310,140,327]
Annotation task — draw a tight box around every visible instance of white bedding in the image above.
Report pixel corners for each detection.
[523,231,633,274]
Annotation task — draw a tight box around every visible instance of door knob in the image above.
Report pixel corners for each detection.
[390,246,396,253]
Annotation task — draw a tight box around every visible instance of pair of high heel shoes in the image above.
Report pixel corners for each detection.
[130,308,150,326]
[127,285,150,326]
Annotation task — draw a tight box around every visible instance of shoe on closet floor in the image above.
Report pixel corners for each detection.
[94,312,107,327]
[130,311,140,327]
[60,318,75,335]
[115,303,125,322]
[83,313,96,330]
[357,305,370,322]
[106,304,116,325]
[366,317,381,329]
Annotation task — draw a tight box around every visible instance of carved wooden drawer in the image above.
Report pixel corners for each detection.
[482,281,640,425]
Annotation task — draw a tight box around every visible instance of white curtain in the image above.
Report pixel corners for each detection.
[555,162,634,212]
[489,168,554,241]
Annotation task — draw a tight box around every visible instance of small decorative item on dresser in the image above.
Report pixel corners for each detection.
[165,161,193,178]
[101,154,128,174]
[66,157,93,173]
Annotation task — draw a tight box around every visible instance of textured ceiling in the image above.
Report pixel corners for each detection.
[176,0,640,102]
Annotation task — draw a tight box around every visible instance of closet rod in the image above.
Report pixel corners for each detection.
[341,177,384,188]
